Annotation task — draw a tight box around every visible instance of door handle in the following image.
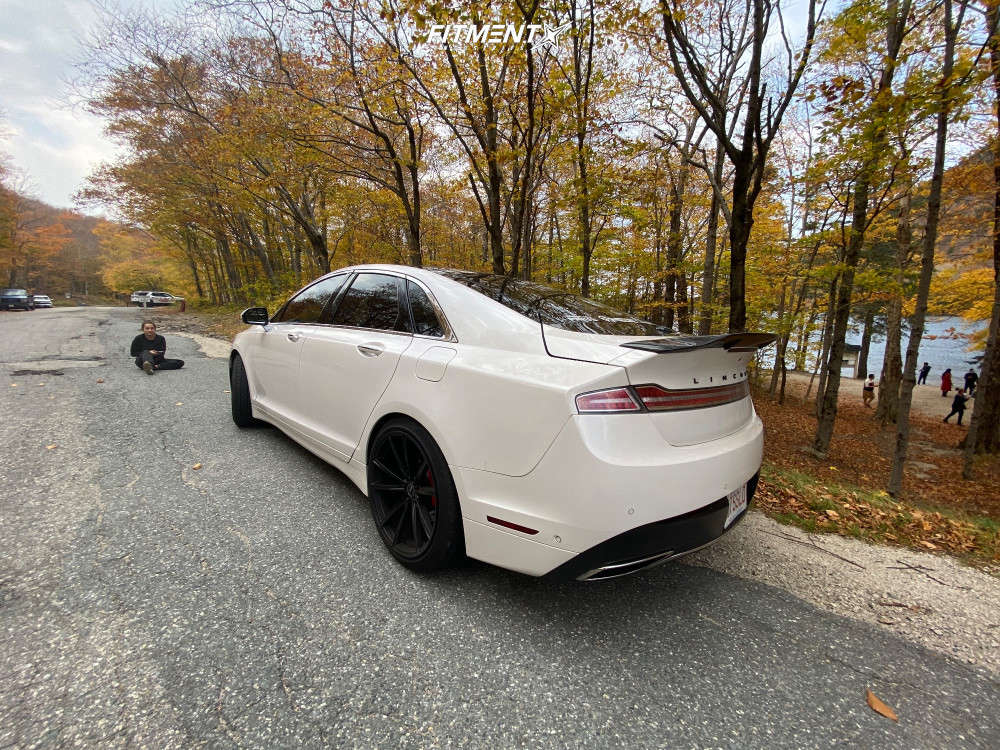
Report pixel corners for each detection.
[357,343,384,357]
[287,332,300,342]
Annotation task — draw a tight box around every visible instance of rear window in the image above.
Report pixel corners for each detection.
[332,273,411,332]
[432,270,662,336]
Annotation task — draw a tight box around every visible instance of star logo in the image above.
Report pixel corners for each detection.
[537,22,572,49]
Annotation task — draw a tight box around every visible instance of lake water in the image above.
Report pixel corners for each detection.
[762,316,987,380]
[850,316,986,381]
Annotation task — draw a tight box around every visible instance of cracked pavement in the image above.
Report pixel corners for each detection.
[1,307,998,748]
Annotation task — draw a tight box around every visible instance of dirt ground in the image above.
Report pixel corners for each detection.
[756,371,1000,520]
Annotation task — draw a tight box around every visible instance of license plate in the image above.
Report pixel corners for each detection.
[724,484,748,528]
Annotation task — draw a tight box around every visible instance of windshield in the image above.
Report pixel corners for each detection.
[4,289,27,295]
[432,270,664,336]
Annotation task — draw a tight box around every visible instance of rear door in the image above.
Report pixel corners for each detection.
[297,272,414,460]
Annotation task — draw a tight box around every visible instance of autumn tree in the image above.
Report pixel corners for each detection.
[659,0,821,332]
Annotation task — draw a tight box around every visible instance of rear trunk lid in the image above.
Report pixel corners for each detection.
[543,327,775,446]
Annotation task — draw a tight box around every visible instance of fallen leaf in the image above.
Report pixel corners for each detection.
[45,444,57,450]
[824,509,840,519]
[828,466,838,471]
[866,689,898,722]
[10,383,17,387]
[37,382,46,387]
[96,378,105,383]
[192,463,202,470]
[175,402,184,406]
[223,389,230,393]
[919,541,938,550]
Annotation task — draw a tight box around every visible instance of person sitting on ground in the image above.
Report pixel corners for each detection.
[862,374,877,407]
[941,368,952,397]
[130,320,184,375]
[964,368,979,396]
[943,388,969,426]
[918,362,931,385]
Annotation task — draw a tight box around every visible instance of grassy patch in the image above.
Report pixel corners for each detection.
[756,462,1000,569]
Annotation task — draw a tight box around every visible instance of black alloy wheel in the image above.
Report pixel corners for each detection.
[368,419,462,571]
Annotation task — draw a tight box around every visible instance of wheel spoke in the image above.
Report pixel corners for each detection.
[381,499,406,525]
[370,479,406,493]
[390,503,407,545]
[390,435,410,477]
[415,503,435,541]
[372,458,405,484]
[415,485,435,497]
[410,458,428,483]
[411,501,426,546]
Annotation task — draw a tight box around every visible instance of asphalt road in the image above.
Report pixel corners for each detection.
[1,307,998,749]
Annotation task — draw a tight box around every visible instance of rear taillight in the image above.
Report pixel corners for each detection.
[575,388,641,413]
[635,381,749,411]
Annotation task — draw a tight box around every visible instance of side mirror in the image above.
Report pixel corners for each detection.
[241,307,269,326]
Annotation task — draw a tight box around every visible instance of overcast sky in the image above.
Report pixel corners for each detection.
[0,0,121,209]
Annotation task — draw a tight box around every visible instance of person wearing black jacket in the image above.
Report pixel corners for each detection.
[943,388,969,426]
[918,362,931,385]
[964,368,979,395]
[131,320,184,374]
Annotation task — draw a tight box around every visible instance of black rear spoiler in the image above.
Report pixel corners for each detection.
[621,332,777,354]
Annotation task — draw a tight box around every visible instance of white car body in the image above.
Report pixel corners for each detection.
[232,265,772,580]
[132,290,181,306]
[31,295,53,308]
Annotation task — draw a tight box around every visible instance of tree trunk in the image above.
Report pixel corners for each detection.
[728,167,752,332]
[963,1,1000,471]
[813,0,910,455]
[814,277,838,418]
[876,296,903,423]
[889,0,960,496]
[857,309,874,380]
[699,146,725,335]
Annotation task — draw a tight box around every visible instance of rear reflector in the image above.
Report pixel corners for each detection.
[575,388,641,413]
[487,516,539,535]
[635,381,749,411]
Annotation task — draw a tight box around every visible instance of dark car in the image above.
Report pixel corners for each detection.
[1,288,31,310]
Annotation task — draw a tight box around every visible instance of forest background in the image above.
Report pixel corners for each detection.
[3,0,1000,560]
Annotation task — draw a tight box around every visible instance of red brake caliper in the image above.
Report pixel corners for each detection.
[426,470,436,508]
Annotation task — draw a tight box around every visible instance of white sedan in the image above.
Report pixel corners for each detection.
[230,265,774,580]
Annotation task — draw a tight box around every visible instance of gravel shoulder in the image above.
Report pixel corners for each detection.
[688,513,1000,675]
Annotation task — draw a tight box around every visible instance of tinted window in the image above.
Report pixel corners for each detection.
[432,270,662,336]
[332,273,410,332]
[407,280,444,337]
[272,275,347,324]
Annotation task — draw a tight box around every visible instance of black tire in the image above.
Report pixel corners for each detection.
[367,418,464,572]
[230,354,263,428]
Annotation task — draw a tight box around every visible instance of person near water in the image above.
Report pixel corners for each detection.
[964,368,979,395]
[943,388,969,425]
[130,320,184,375]
[918,362,931,385]
[862,374,877,407]
[941,368,952,397]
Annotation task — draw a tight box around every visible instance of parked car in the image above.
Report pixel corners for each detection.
[30,294,53,308]
[131,290,181,307]
[230,265,774,580]
[1,288,31,310]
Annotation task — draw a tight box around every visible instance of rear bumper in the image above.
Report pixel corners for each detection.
[454,413,763,577]
[545,473,758,580]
